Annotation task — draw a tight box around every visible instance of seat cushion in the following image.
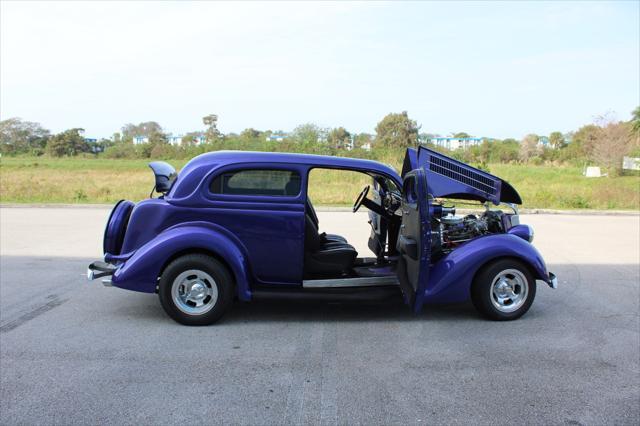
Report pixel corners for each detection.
[307,199,348,245]
[322,233,347,244]
[305,243,358,277]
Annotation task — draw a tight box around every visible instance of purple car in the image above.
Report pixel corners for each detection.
[87,146,556,325]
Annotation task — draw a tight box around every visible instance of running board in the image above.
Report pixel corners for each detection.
[252,286,400,303]
[303,276,398,289]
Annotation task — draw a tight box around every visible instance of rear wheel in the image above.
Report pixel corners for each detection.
[158,254,234,325]
[471,259,536,321]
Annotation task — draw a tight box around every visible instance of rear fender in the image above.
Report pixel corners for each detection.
[425,234,549,304]
[111,222,252,300]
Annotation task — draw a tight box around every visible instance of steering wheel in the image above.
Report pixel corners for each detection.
[352,185,370,213]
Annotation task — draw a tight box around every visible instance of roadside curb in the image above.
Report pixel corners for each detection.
[0,203,638,215]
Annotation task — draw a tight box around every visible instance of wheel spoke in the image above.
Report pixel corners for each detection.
[490,269,529,313]
[171,269,219,315]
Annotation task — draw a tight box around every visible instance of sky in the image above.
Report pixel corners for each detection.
[1,1,638,140]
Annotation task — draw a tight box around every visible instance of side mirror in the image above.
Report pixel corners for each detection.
[148,161,177,193]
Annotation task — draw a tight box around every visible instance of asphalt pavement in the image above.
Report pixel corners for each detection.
[1,207,638,425]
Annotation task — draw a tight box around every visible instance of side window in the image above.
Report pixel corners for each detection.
[210,169,301,196]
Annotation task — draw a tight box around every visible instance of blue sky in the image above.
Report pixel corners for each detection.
[1,1,638,139]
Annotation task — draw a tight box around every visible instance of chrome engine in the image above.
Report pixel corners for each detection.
[431,207,509,257]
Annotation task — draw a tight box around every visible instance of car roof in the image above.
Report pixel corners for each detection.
[185,150,398,175]
[168,150,402,200]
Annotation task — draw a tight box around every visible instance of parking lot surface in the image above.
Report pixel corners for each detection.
[1,207,639,425]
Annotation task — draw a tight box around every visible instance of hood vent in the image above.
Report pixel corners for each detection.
[428,155,497,196]
[415,146,522,204]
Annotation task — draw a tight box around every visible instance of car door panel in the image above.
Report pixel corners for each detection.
[396,169,430,312]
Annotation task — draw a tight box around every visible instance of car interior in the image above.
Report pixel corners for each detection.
[303,173,403,283]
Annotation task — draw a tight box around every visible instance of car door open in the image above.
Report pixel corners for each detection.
[396,169,430,313]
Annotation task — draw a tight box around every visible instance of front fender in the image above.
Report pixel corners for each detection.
[111,222,252,300]
[425,234,550,304]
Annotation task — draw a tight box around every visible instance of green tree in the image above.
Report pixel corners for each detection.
[202,114,221,142]
[181,131,205,145]
[478,139,492,163]
[631,106,640,134]
[292,123,324,145]
[0,117,50,155]
[453,132,470,139]
[46,128,89,157]
[548,131,566,149]
[491,139,520,163]
[375,111,419,148]
[121,121,167,144]
[572,124,601,159]
[93,137,114,153]
[354,133,374,149]
[327,127,351,149]
[240,128,262,140]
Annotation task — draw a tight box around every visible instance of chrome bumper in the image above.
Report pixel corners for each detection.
[548,272,558,289]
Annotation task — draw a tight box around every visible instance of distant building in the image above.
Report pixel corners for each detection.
[167,135,182,146]
[133,136,149,145]
[265,132,288,142]
[133,134,206,146]
[182,135,206,145]
[623,156,640,171]
[84,138,103,153]
[335,136,354,151]
[344,138,354,151]
[427,136,489,151]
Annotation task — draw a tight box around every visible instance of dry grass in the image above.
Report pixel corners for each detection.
[1,156,638,210]
[308,169,371,205]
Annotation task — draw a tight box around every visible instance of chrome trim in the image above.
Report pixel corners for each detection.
[303,276,398,288]
[505,203,519,215]
[548,272,558,289]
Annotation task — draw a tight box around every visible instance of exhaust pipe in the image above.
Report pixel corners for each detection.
[87,261,117,284]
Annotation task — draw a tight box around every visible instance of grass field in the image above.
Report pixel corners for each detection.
[1,156,639,210]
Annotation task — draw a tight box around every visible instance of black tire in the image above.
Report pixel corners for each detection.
[158,254,234,325]
[471,258,536,321]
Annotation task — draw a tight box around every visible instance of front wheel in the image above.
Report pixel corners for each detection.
[158,254,234,325]
[471,259,536,321]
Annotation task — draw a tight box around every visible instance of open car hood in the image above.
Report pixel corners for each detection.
[404,147,522,205]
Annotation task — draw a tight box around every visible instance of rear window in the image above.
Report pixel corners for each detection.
[210,169,301,196]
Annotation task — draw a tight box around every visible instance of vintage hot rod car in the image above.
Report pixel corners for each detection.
[88,147,556,325]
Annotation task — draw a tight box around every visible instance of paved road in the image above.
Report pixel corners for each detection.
[1,207,638,425]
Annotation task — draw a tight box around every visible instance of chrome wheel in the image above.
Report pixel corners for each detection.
[171,269,218,315]
[490,269,529,313]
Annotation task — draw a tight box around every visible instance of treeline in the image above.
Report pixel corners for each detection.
[1,108,639,176]
[448,119,639,176]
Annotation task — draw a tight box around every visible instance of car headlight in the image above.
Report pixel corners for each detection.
[507,224,534,243]
[525,224,534,243]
